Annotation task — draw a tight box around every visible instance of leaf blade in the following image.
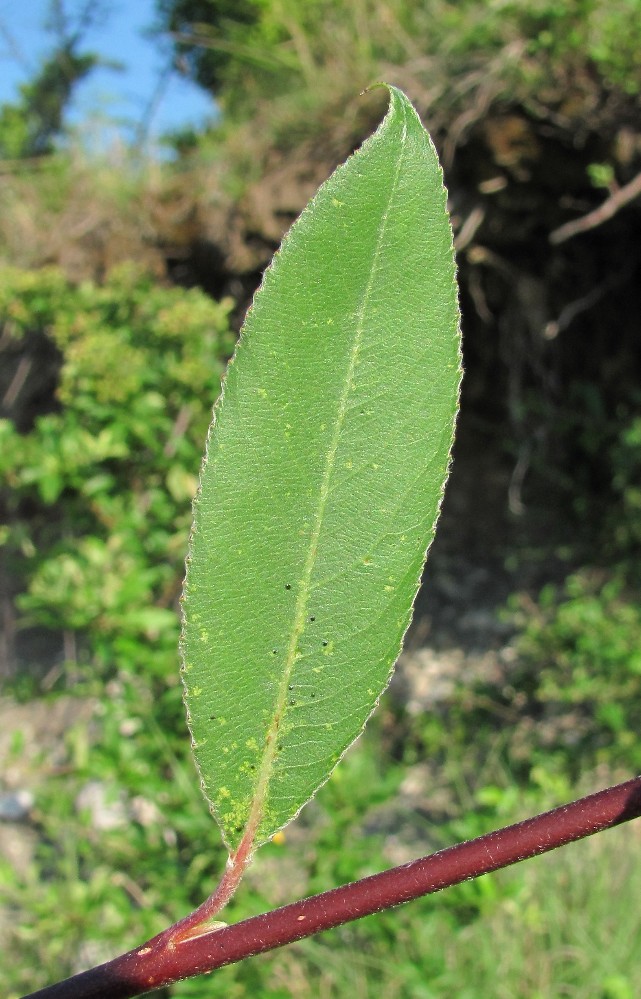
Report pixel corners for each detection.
[181,85,461,852]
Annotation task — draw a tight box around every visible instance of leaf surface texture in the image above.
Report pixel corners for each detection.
[181,86,461,851]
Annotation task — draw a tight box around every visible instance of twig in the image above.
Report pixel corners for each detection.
[163,404,192,459]
[2,356,32,411]
[454,205,485,252]
[549,169,641,244]
[21,775,641,999]
[543,264,633,339]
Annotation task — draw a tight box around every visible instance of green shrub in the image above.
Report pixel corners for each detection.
[511,569,641,773]
[0,264,235,685]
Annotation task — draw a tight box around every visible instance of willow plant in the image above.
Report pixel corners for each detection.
[23,86,641,999]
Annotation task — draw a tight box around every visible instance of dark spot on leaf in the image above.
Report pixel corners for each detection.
[288,684,294,690]
[322,640,328,647]
[272,649,278,655]
[285,583,292,590]
[209,715,216,721]
[311,692,316,698]
[235,825,243,833]
[289,699,296,706]
[309,616,315,622]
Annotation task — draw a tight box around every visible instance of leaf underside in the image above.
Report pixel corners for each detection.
[180,85,462,853]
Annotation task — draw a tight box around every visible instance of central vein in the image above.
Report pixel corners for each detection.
[245,105,409,848]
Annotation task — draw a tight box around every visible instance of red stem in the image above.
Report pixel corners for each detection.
[168,823,255,945]
[22,775,641,999]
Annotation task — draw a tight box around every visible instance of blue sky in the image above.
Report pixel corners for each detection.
[0,0,217,148]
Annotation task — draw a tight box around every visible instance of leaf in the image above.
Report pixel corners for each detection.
[181,85,461,853]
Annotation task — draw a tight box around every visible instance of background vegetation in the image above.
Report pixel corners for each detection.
[1,1,641,996]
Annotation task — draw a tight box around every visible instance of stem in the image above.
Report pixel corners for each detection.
[165,823,255,946]
[22,776,641,999]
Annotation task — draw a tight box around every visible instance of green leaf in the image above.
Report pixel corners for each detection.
[181,85,461,853]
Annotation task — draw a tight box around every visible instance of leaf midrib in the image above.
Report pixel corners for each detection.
[246,103,410,847]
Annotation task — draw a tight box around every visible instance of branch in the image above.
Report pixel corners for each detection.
[22,775,641,999]
[549,169,641,244]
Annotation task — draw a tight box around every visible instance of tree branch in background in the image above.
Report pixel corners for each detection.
[550,169,641,244]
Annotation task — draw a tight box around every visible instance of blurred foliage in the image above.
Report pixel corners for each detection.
[158,0,261,95]
[513,571,641,771]
[157,0,641,123]
[608,415,641,565]
[568,393,641,575]
[0,264,234,683]
[415,389,641,779]
[0,47,98,159]
[503,390,641,762]
[0,0,112,160]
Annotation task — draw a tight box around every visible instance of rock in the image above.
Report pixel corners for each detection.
[75,781,128,831]
[0,789,34,822]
